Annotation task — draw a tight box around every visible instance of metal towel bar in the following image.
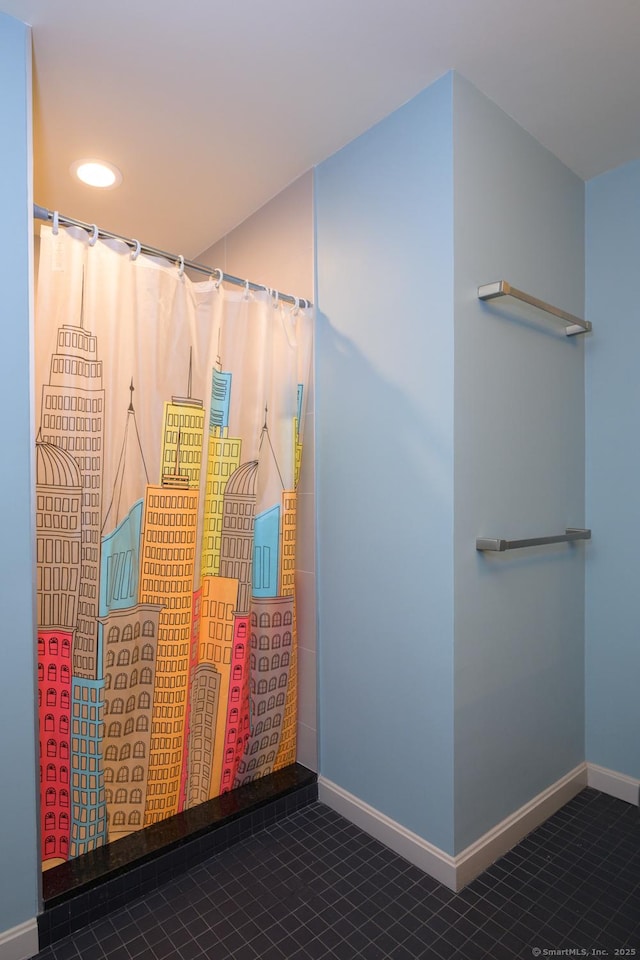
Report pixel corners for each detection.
[476,528,591,552]
[477,280,591,336]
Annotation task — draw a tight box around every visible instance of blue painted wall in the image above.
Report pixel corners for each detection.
[0,11,40,934]
[315,74,456,853]
[315,70,588,856]
[452,75,586,851]
[585,160,640,779]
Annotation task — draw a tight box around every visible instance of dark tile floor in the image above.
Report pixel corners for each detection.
[31,787,639,960]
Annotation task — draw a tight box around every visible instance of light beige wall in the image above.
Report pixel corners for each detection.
[200,171,314,303]
[198,171,317,772]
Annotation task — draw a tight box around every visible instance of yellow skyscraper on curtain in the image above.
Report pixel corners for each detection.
[201,426,241,577]
[275,396,304,770]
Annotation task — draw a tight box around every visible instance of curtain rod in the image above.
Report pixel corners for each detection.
[33,204,313,309]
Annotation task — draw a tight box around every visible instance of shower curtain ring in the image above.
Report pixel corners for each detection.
[291,297,300,315]
[213,268,223,288]
[243,279,250,299]
[88,224,99,246]
[130,239,141,261]
[272,289,280,308]
[177,255,185,278]
[52,210,59,235]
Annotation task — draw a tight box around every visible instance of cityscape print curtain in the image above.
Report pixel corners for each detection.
[35,224,312,869]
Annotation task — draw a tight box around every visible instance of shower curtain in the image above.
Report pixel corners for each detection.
[34,224,312,869]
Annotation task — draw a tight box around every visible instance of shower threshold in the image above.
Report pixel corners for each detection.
[38,763,318,948]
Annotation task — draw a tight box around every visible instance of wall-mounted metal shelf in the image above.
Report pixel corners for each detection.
[477,280,591,336]
[476,528,591,552]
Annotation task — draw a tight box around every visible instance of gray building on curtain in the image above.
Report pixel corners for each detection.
[40,320,105,679]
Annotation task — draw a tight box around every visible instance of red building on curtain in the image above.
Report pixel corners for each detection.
[37,632,72,866]
[36,439,82,867]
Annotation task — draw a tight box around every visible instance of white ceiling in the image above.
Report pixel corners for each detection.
[3,0,640,259]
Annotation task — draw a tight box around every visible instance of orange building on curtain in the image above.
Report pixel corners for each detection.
[140,380,204,823]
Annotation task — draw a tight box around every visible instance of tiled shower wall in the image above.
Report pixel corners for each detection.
[197,172,317,770]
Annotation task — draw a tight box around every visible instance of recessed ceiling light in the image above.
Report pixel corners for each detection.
[70,158,123,189]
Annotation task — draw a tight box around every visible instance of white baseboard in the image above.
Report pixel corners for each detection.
[318,776,458,888]
[587,762,640,806]
[319,762,588,891]
[455,763,587,888]
[0,918,39,960]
